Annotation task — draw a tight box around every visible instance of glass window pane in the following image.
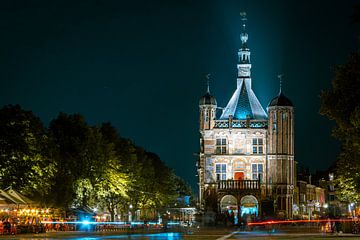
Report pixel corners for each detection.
[216,174,220,181]
[258,164,263,173]
[221,164,226,172]
[253,147,257,154]
[253,138,257,145]
[216,147,221,154]
[252,164,257,173]
[216,139,221,145]
[252,174,257,180]
[216,164,220,173]
[222,139,226,145]
[258,139,263,145]
[259,146,263,154]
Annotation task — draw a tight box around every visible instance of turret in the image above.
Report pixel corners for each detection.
[199,81,217,131]
[267,76,295,219]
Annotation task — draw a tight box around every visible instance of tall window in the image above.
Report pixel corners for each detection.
[216,138,227,154]
[216,164,226,181]
[252,164,263,181]
[252,138,263,154]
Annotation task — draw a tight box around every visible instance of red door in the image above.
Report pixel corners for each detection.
[234,172,244,180]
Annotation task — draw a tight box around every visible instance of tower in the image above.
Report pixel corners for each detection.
[267,77,295,219]
[199,81,217,131]
[198,80,217,209]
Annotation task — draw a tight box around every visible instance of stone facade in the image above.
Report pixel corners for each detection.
[197,15,295,220]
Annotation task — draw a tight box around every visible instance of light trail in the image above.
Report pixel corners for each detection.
[248,219,357,226]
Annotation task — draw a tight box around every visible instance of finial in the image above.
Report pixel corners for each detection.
[240,12,248,44]
[206,74,211,93]
[240,12,247,30]
[277,74,283,94]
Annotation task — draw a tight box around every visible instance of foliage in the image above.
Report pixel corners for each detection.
[0,104,56,201]
[0,107,192,220]
[320,51,360,202]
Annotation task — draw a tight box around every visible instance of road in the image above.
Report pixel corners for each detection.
[0,228,359,239]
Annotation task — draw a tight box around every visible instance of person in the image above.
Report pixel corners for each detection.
[0,220,3,235]
[3,219,11,235]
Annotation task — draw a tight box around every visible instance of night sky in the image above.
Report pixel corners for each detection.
[0,0,359,190]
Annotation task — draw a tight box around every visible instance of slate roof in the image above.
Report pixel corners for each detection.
[220,79,268,120]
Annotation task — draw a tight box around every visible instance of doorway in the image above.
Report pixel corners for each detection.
[234,172,244,180]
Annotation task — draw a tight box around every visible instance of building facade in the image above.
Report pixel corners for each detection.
[197,16,295,221]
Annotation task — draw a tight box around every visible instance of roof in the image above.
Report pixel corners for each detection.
[220,79,267,120]
[199,92,217,106]
[0,188,34,206]
[268,91,293,107]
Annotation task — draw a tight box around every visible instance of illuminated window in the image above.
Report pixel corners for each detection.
[216,164,226,181]
[252,164,263,181]
[216,138,227,154]
[252,138,263,154]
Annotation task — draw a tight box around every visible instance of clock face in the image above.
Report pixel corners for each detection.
[239,67,250,76]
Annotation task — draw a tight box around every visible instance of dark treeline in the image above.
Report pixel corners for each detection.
[0,104,192,221]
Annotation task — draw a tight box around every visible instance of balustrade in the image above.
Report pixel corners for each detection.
[217,180,260,190]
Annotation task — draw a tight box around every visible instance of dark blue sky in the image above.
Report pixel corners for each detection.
[0,0,359,189]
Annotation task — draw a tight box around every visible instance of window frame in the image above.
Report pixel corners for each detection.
[215,163,227,181]
[216,138,227,154]
[252,138,264,154]
[252,163,263,181]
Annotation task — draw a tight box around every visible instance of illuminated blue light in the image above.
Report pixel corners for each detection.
[82,220,89,225]
[167,221,180,225]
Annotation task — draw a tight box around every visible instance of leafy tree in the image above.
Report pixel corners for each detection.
[0,104,56,201]
[0,106,192,220]
[320,51,360,202]
[48,113,91,207]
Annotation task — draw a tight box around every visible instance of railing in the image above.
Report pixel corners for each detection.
[217,180,260,190]
[214,120,267,129]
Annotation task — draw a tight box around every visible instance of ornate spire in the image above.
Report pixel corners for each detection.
[240,12,248,45]
[237,12,251,82]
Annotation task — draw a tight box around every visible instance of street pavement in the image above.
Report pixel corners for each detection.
[0,227,360,239]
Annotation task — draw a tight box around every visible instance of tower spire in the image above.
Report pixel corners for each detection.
[237,12,251,86]
[277,74,283,94]
[206,74,211,93]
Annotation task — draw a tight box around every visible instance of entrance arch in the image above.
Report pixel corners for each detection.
[240,195,258,217]
[220,195,237,212]
[220,195,238,225]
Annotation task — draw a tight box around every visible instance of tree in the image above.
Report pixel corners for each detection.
[320,51,360,202]
[0,105,56,201]
[48,113,95,207]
